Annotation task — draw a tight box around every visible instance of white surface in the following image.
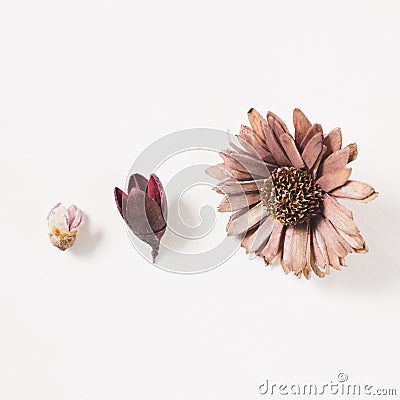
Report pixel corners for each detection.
[1,1,400,399]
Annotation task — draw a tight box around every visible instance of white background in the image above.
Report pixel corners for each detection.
[1,1,400,399]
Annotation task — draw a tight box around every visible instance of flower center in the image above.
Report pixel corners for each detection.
[260,166,324,226]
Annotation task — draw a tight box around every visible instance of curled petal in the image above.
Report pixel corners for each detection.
[330,180,378,202]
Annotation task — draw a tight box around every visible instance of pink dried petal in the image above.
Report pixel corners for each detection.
[70,208,83,229]
[48,204,69,232]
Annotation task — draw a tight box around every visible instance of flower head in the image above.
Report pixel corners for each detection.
[207,108,378,279]
[114,173,167,263]
[47,203,83,251]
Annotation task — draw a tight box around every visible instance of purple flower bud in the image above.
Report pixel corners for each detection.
[114,173,167,262]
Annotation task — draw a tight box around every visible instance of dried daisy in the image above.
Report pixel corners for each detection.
[207,108,378,279]
[47,203,84,251]
[114,173,167,263]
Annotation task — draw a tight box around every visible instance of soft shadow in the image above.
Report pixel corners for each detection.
[71,216,102,257]
[317,194,400,292]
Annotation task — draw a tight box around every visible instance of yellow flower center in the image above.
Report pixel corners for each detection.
[261,167,324,225]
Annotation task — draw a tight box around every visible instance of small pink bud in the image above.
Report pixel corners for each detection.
[47,203,84,251]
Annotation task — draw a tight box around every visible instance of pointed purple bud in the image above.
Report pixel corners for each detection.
[114,173,167,262]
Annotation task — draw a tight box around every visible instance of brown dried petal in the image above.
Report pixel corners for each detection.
[226,202,268,236]
[282,225,295,272]
[218,192,260,212]
[345,143,358,163]
[261,119,291,166]
[293,108,312,146]
[259,222,285,263]
[247,108,266,141]
[322,194,360,237]
[302,132,323,169]
[317,168,352,192]
[267,111,289,137]
[291,223,309,273]
[279,133,305,169]
[323,127,342,157]
[242,216,274,254]
[215,179,264,195]
[299,123,323,153]
[318,147,350,176]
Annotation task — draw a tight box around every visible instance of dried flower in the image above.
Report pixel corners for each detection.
[47,203,83,251]
[207,108,378,279]
[114,173,167,263]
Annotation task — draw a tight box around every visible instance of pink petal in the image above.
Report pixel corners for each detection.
[70,208,83,229]
[146,175,161,207]
[48,203,69,231]
[147,174,167,218]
